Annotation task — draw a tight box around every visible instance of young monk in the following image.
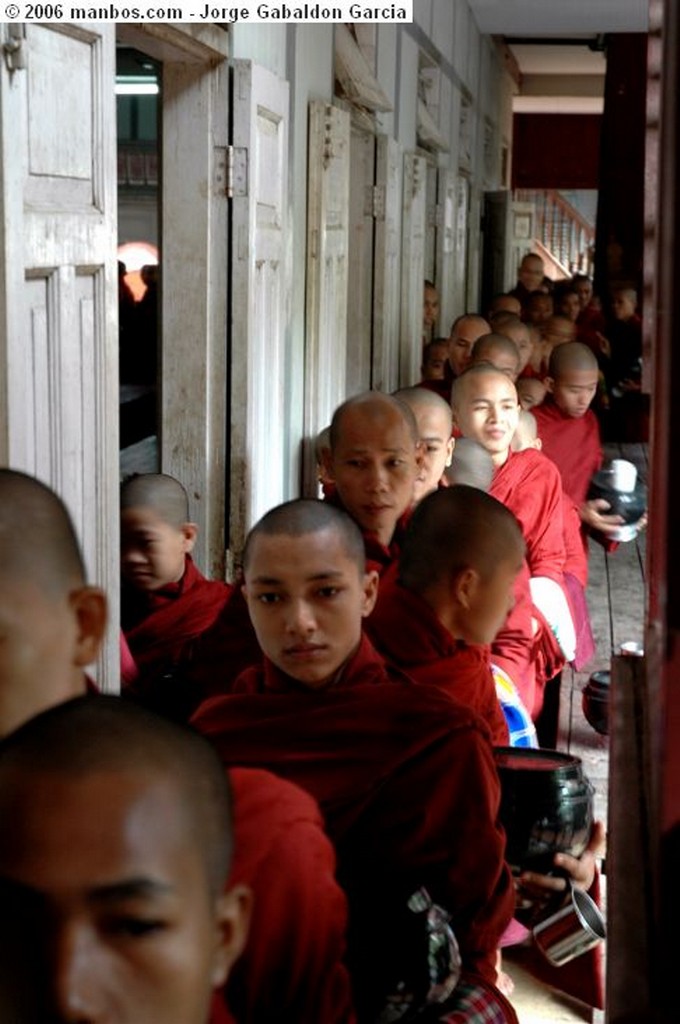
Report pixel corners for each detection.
[323,391,422,573]
[0,468,354,1024]
[469,332,521,380]
[534,342,625,538]
[516,376,547,411]
[192,499,518,1022]
[452,366,575,708]
[419,337,449,381]
[494,315,534,376]
[0,696,250,1024]
[366,486,523,746]
[511,409,541,453]
[393,386,454,502]
[120,473,233,693]
[419,313,490,401]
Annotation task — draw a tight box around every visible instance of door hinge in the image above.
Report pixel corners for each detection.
[364,184,386,220]
[4,24,27,72]
[226,145,248,199]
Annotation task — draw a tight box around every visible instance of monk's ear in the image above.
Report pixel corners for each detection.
[544,375,555,394]
[533,437,543,451]
[361,569,380,618]
[69,586,107,667]
[321,446,336,483]
[181,523,198,553]
[452,567,479,611]
[211,883,252,988]
[445,436,455,468]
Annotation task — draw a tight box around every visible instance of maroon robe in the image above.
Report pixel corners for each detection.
[124,566,261,722]
[533,397,603,508]
[192,635,515,1019]
[490,449,566,585]
[224,768,354,1024]
[123,555,232,679]
[365,566,508,745]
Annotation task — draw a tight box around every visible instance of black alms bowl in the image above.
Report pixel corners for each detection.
[587,469,647,527]
[494,747,595,876]
[582,670,610,736]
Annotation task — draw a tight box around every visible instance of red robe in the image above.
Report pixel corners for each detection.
[123,555,232,680]
[365,566,508,745]
[489,449,566,585]
[223,768,354,1024]
[192,636,515,1020]
[533,397,603,508]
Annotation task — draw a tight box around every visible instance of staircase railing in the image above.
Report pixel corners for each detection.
[515,188,595,279]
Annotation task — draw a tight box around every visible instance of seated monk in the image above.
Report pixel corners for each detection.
[322,391,422,573]
[393,387,455,502]
[0,468,354,1024]
[192,499,517,1022]
[120,473,232,686]
[0,696,250,1024]
[366,486,524,746]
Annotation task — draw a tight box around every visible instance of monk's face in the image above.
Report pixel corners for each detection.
[243,528,379,689]
[575,279,593,309]
[548,368,599,419]
[421,342,448,381]
[454,373,520,467]
[121,507,195,592]
[328,405,421,547]
[0,769,243,1024]
[448,318,489,377]
[461,554,523,646]
[558,292,581,323]
[517,378,547,411]
[410,405,454,504]
[543,317,576,349]
[518,256,544,292]
[490,295,521,317]
[502,325,532,375]
[423,285,439,332]
[526,295,553,325]
[0,575,95,737]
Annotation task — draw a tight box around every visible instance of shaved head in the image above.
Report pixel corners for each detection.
[512,410,539,452]
[444,438,494,492]
[393,386,453,429]
[548,341,599,379]
[243,499,365,574]
[470,333,521,375]
[329,392,419,451]
[451,362,519,411]
[399,486,524,594]
[121,473,190,528]
[0,695,233,897]
[0,469,85,594]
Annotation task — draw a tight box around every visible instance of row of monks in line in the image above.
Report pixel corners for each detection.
[0,335,613,1022]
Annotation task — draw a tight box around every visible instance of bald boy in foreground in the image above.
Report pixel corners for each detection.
[0,696,250,1024]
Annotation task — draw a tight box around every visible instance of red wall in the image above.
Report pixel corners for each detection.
[512,113,602,189]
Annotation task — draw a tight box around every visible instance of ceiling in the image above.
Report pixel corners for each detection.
[467,0,648,115]
[467,0,649,36]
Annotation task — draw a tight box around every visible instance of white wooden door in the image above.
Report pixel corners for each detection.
[0,23,119,689]
[229,60,289,566]
[424,159,437,284]
[345,122,375,398]
[372,134,402,394]
[436,168,457,336]
[453,174,471,318]
[400,152,427,387]
[304,101,350,494]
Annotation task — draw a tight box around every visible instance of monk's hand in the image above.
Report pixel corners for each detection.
[595,332,611,358]
[580,498,625,534]
[517,821,607,901]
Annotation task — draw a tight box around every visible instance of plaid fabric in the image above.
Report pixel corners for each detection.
[436,978,518,1023]
[492,663,538,748]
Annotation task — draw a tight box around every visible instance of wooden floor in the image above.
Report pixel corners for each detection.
[508,442,648,1022]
